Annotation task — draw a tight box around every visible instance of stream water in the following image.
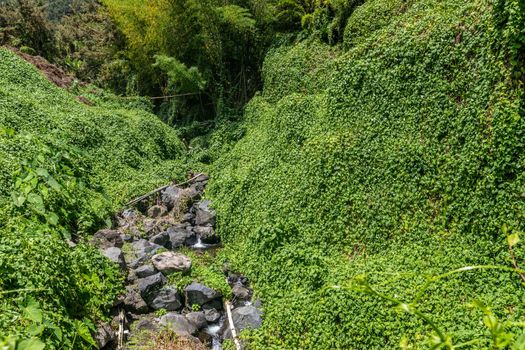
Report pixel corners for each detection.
[203,316,225,350]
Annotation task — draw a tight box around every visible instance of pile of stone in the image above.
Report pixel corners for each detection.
[90,174,262,349]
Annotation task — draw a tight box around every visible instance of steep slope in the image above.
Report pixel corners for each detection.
[210,0,525,348]
[0,48,187,348]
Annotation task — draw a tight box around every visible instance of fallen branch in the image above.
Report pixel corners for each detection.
[116,308,125,350]
[225,301,243,350]
[125,173,204,207]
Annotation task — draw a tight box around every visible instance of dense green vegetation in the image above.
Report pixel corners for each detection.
[209,0,525,348]
[0,48,187,348]
[1,0,525,348]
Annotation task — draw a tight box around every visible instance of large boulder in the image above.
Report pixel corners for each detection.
[138,272,166,298]
[160,313,198,336]
[152,252,192,274]
[221,305,263,339]
[161,186,189,211]
[147,286,182,311]
[103,247,126,269]
[123,288,149,314]
[194,200,216,226]
[168,225,197,248]
[184,283,222,307]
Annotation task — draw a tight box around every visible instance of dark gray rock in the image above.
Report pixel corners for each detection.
[138,273,166,298]
[194,200,216,226]
[152,252,192,274]
[161,186,189,211]
[93,322,115,349]
[204,308,221,323]
[184,282,221,307]
[92,229,123,248]
[147,204,168,218]
[221,305,262,339]
[186,312,207,330]
[193,225,219,244]
[123,288,149,314]
[202,299,223,311]
[233,305,263,328]
[167,225,197,248]
[150,231,169,247]
[103,247,126,269]
[148,286,182,311]
[135,265,157,278]
[160,313,197,335]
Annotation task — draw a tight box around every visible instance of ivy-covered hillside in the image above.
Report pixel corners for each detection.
[1,0,525,348]
[210,0,525,348]
[0,48,187,348]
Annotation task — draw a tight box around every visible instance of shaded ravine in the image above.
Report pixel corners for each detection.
[91,174,262,349]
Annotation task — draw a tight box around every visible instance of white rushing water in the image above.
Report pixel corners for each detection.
[192,237,207,249]
[204,316,225,350]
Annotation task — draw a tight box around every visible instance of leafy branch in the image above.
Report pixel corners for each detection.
[346,264,525,349]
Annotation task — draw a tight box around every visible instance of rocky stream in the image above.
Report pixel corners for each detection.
[90,174,262,349]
